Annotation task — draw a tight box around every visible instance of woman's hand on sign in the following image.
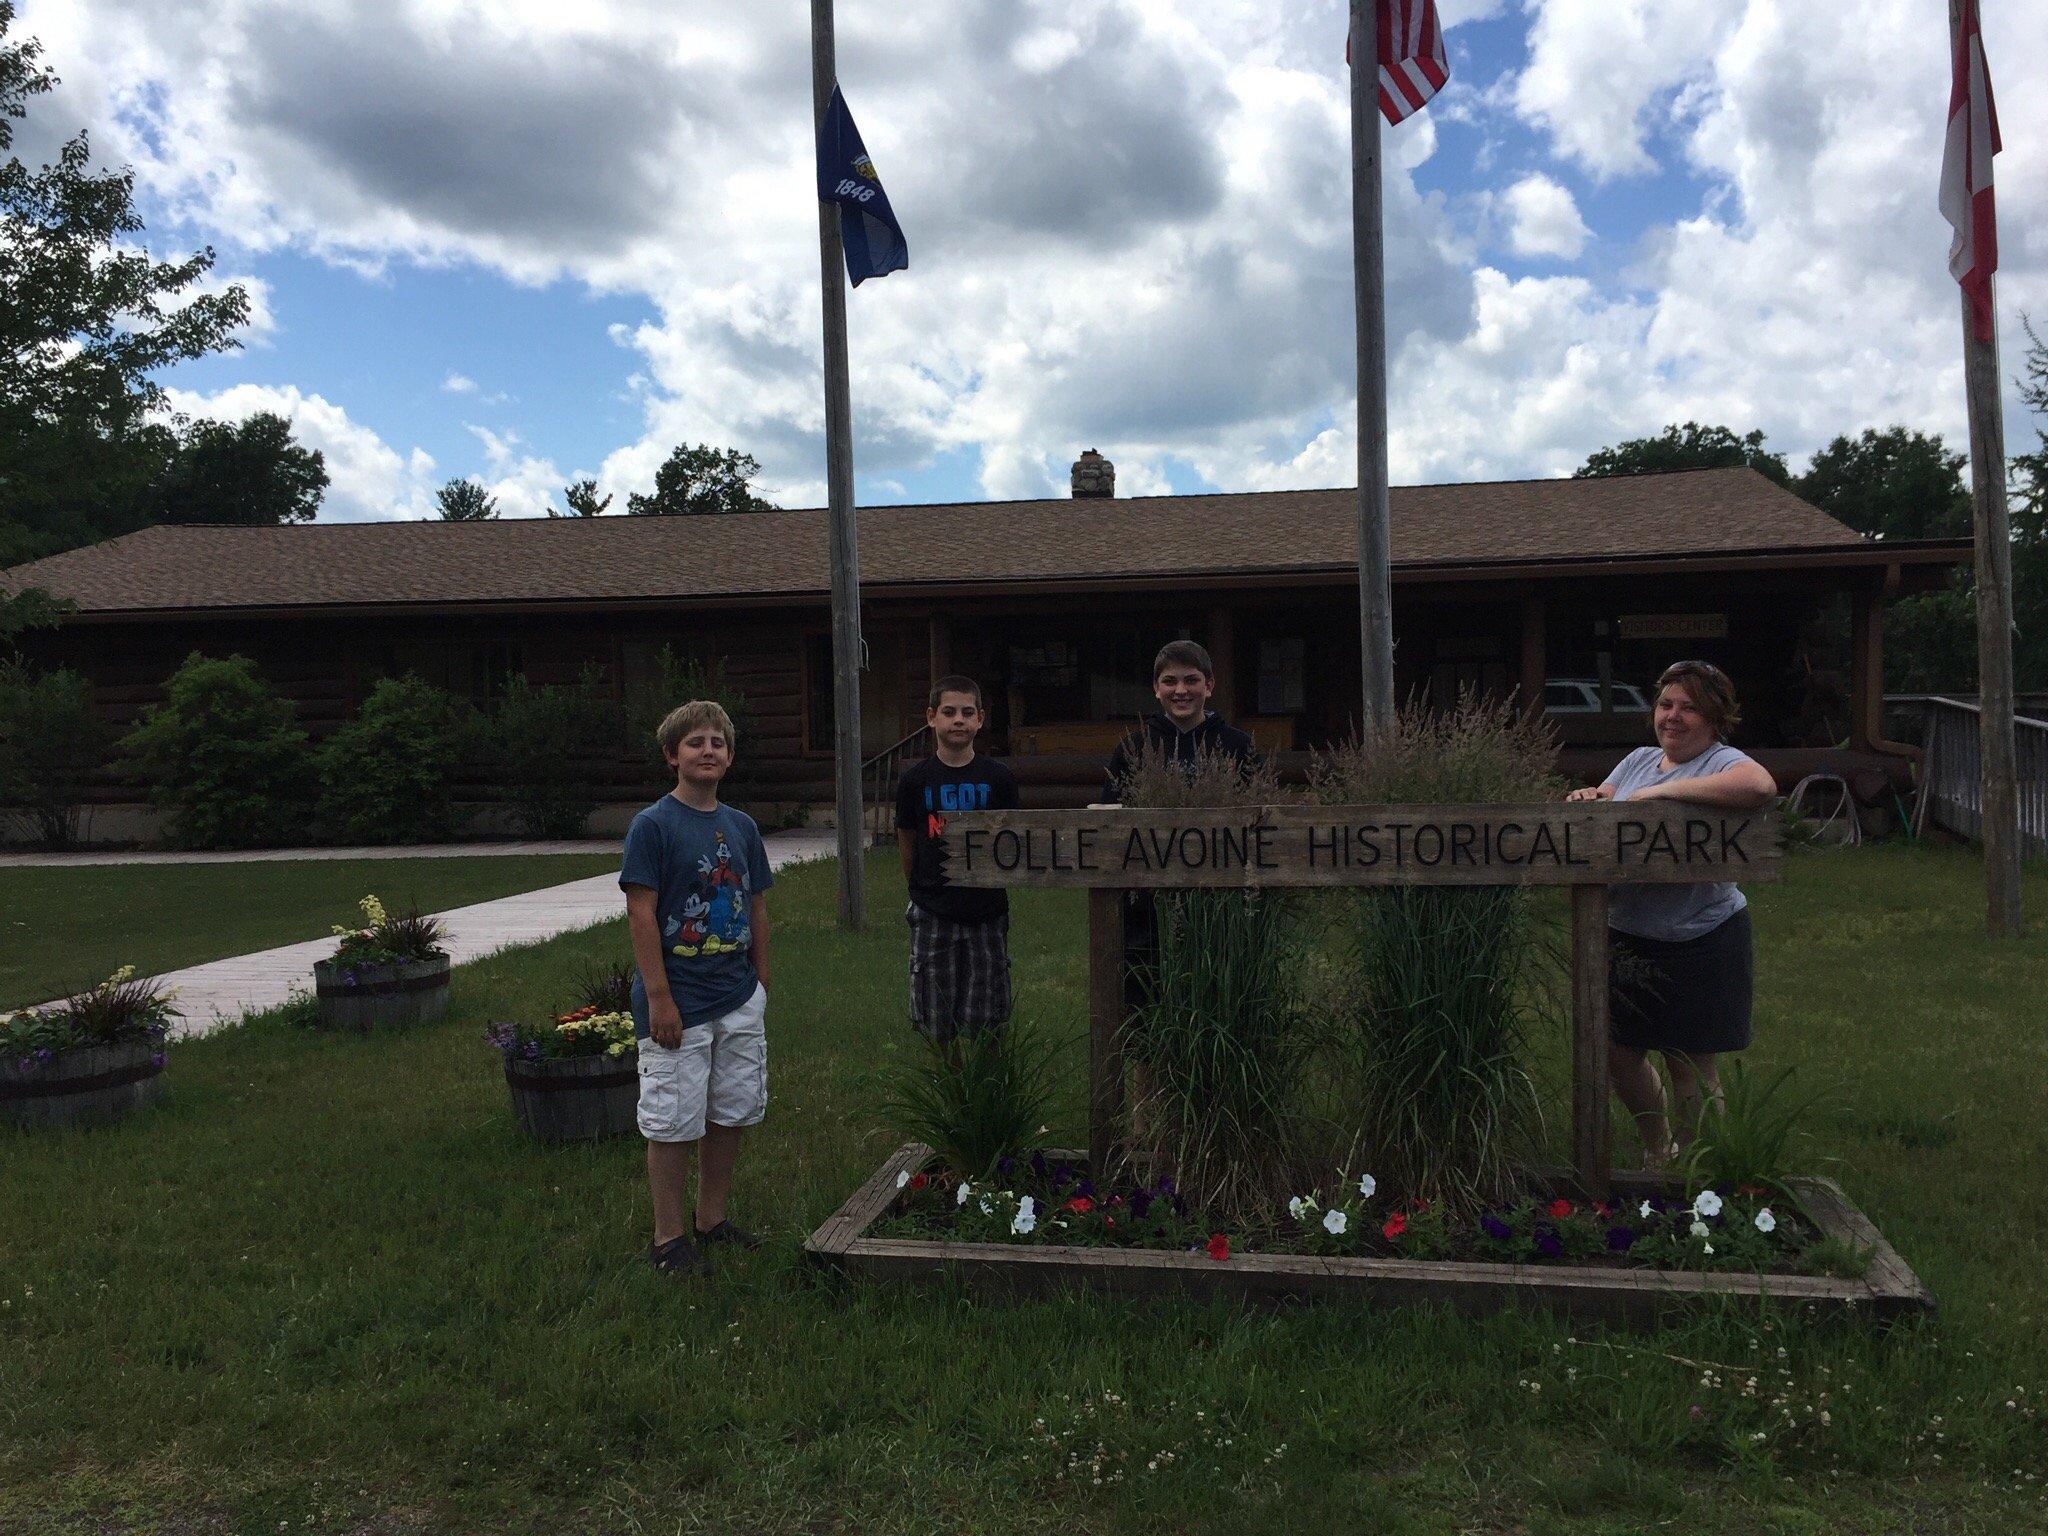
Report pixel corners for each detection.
[1565,783,1614,804]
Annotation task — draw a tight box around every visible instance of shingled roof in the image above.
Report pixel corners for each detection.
[3,468,1893,616]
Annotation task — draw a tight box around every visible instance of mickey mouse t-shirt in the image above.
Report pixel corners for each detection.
[895,754,1019,922]
[619,795,774,1037]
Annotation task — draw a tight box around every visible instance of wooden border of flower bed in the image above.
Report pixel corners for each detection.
[804,1144,1934,1328]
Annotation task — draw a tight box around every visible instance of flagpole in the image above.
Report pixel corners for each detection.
[1351,0,1396,731]
[1949,0,2021,938]
[811,0,866,932]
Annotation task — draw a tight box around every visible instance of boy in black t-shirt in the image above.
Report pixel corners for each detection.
[895,676,1020,1045]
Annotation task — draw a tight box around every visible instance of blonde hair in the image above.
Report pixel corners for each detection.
[657,700,736,756]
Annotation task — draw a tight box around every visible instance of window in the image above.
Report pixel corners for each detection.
[1256,637,1306,715]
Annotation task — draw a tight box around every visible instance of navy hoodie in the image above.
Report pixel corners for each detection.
[1101,710,1260,803]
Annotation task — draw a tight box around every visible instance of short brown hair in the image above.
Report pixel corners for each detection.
[1654,661,1741,740]
[656,699,736,756]
[1153,640,1214,681]
[928,674,984,711]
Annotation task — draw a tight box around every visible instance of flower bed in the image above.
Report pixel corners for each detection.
[313,895,450,1030]
[486,985,640,1143]
[0,966,177,1128]
[806,1145,1934,1328]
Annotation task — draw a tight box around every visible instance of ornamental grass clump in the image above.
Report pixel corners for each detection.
[880,1024,1060,1181]
[1310,691,1565,1217]
[1119,744,1311,1225]
[1681,1061,1820,1204]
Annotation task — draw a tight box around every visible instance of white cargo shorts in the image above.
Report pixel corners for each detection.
[636,983,768,1144]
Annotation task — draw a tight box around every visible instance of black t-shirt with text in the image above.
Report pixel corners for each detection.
[894,754,1020,922]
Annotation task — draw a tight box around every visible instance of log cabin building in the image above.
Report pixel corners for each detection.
[1,455,1968,841]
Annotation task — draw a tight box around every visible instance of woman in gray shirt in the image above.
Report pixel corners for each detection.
[1566,661,1777,1167]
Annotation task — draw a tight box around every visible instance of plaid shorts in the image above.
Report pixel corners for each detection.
[907,902,1013,1040]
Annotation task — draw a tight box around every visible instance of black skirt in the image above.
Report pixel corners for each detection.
[1609,908,1753,1056]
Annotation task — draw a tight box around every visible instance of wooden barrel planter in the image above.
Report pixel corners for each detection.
[502,1046,641,1143]
[0,1042,164,1129]
[312,956,451,1031]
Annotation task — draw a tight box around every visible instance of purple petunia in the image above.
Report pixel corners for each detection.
[522,1041,541,1059]
[1480,1214,1513,1242]
[35,1047,53,1063]
[1075,1178,1096,1200]
[1029,1150,1048,1178]
[342,969,359,987]
[149,1052,167,1069]
[1155,1175,1177,1197]
[1534,1229,1564,1259]
[1607,1226,1638,1252]
[1128,1190,1153,1218]
[997,1156,1015,1178]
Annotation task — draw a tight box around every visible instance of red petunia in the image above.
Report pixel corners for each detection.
[908,1172,929,1192]
[1593,1201,1613,1219]
[1206,1233,1231,1262]
[1104,1215,1115,1229]
[1067,1196,1094,1214]
[1548,1198,1574,1220]
[1382,1212,1409,1240]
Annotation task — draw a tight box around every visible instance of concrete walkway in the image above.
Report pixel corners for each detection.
[82,830,836,1040]
[0,838,624,868]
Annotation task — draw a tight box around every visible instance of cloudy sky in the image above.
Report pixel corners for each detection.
[15,0,2048,519]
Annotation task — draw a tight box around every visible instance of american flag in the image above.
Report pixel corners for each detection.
[1939,0,2001,344]
[1347,0,1450,126]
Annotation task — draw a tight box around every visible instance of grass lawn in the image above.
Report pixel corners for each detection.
[0,854,621,1011]
[3,842,2045,1534]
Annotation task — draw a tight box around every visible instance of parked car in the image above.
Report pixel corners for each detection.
[1543,678,1651,715]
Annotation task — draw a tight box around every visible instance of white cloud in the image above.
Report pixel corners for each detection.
[161,384,438,521]
[466,424,566,517]
[441,372,476,394]
[22,0,2048,515]
[1501,173,1591,260]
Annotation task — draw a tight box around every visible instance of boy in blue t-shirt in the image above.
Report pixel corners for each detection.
[621,700,774,1277]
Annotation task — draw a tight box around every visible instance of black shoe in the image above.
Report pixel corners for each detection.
[694,1217,764,1251]
[650,1234,711,1275]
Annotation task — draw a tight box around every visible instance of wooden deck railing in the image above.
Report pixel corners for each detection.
[1912,696,2048,857]
[860,725,933,843]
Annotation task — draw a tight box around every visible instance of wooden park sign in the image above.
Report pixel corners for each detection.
[941,802,1784,1200]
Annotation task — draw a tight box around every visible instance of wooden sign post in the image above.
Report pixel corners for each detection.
[943,802,1783,1200]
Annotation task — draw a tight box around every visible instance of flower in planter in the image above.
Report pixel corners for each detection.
[896,1170,911,1190]
[1534,1229,1564,1259]
[1606,1226,1637,1252]
[957,1182,973,1207]
[1754,1208,1777,1234]
[1547,1198,1574,1220]
[1480,1213,1513,1242]
[1067,1196,1094,1215]
[1693,1190,1723,1219]
[1689,1218,1711,1240]
[1323,1209,1348,1236]
[1288,1196,1308,1221]
[1205,1233,1230,1262]
[1357,1173,1377,1199]
[1013,1197,1038,1236]
[909,1172,929,1193]
[1382,1212,1409,1241]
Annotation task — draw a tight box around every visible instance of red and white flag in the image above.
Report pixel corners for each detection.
[1940,0,2001,344]
[1346,0,1450,126]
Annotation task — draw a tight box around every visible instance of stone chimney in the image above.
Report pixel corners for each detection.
[1071,448,1115,498]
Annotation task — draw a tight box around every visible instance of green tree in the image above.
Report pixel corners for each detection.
[472,671,613,838]
[118,652,312,848]
[0,584,68,658]
[316,674,470,844]
[1575,422,1791,486]
[626,444,776,516]
[0,662,107,845]
[1796,427,1972,542]
[0,3,250,565]
[436,478,498,521]
[153,412,328,526]
[553,478,610,517]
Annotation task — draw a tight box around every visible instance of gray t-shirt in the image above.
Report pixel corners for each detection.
[1603,743,1756,942]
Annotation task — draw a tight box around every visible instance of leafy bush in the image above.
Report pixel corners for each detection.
[316,674,470,844]
[329,894,447,968]
[2,965,178,1064]
[118,652,312,849]
[625,646,747,775]
[881,1026,1059,1181]
[1309,692,1564,1216]
[0,663,109,846]
[471,669,615,838]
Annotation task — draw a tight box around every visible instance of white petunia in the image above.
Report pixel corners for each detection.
[1690,1218,1711,1240]
[1288,1196,1307,1222]
[1640,1200,1654,1219]
[1693,1190,1723,1219]
[978,1195,994,1215]
[1703,1241,1714,1255]
[1754,1208,1777,1234]
[1323,1209,1348,1236]
[1012,1196,1038,1235]
[956,1182,972,1207]
[1358,1174,1377,1199]
[896,1170,911,1189]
